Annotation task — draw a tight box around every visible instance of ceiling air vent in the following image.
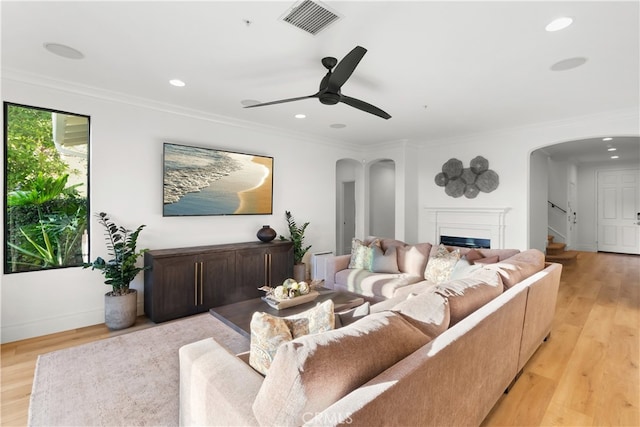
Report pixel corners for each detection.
[280,0,341,36]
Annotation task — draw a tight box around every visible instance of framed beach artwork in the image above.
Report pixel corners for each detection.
[162,142,273,216]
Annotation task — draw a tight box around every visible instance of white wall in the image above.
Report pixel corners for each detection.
[417,109,640,250]
[369,160,395,238]
[547,158,570,243]
[0,76,359,343]
[575,159,640,252]
[529,151,549,252]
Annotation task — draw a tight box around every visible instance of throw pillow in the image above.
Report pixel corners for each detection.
[391,290,450,337]
[424,244,461,284]
[249,300,335,375]
[465,249,485,263]
[396,242,432,276]
[348,238,378,270]
[337,301,370,327]
[285,299,335,337]
[449,258,482,280]
[370,245,400,273]
[249,312,293,376]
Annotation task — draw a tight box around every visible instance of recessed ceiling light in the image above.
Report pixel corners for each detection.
[607,147,617,152]
[545,17,573,32]
[240,99,261,106]
[550,57,587,71]
[169,79,186,87]
[611,155,619,159]
[43,43,84,59]
[603,137,613,141]
[330,124,346,129]
[294,114,306,119]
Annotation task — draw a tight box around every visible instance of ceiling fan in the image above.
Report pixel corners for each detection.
[244,46,391,120]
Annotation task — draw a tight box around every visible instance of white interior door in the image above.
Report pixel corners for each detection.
[597,168,640,254]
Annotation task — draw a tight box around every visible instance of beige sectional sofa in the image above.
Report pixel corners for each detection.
[179,239,562,426]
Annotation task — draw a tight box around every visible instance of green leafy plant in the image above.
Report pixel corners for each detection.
[84,212,149,296]
[279,210,311,265]
[6,174,86,270]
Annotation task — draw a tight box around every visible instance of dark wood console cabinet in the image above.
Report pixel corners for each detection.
[144,240,293,323]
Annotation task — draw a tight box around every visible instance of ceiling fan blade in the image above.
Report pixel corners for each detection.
[244,94,319,108]
[340,95,391,120]
[327,46,367,92]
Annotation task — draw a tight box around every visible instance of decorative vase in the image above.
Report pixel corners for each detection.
[257,225,276,242]
[104,289,137,330]
[293,263,306,282]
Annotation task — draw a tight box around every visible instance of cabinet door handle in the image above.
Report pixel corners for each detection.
[264,253,268,286]
[199,262,204,305]
[264,253,272,286]
[194,262,199,306]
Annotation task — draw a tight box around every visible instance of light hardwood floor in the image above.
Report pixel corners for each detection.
[1,251,638,426]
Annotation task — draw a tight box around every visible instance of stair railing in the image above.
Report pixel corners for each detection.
[548,201,567,214]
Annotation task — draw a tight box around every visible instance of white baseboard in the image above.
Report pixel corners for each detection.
[1,302,145,344]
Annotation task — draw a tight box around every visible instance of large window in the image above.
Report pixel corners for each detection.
[4,102,90,273]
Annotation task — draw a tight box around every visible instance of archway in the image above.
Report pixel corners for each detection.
[529,135,639,254]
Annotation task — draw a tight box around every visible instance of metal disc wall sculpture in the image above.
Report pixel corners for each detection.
[434,156,499,198]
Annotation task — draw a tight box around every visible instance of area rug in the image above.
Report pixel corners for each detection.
[28,313,249,426]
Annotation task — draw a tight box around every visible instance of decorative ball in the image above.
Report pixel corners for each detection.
[461,168,477,184]
[434,172,448,187]
[470,156,489,174]
[464,184,480,199]
[445,177,465,198]
[476,170,500,193]
[442,158,463,178]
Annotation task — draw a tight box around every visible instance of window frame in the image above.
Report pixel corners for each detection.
[3,101,91,274]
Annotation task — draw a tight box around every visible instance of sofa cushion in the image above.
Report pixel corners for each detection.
[424,244,461,284]
[335,269,422,299]
[397,242,432,276]
[465,248,485,263]
[435,268,503,325]
[370,245,400,273]
[336,301,371,327]
[348,238,379,269]
[249,300,334,375]
[433,246,520,261]
[484,249,545,289]
[449,258,483,280]
[390,290,450,337]
[252,311,431,427]
[474,255,500,265]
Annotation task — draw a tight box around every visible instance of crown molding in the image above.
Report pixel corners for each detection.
[1,67,357,151]
[419,107,640,148]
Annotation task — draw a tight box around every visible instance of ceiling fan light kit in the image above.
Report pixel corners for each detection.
[244,45,391,120]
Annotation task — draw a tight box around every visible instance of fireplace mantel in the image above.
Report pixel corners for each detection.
[423,207,511,249]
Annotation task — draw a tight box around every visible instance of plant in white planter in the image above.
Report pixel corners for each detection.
[84,212,149,330]
[279,210,311,282]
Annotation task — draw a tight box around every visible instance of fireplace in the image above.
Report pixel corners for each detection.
[440,235,490,249]
[423,207,510,249]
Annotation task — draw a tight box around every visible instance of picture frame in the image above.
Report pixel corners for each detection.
[163,142,273,216]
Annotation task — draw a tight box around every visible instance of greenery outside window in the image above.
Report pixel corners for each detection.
[4,102,90,273]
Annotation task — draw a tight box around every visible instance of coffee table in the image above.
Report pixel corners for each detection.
[209,288,366,338]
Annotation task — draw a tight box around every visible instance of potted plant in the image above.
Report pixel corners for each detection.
[84,212,149,330]
[280,210,311,282]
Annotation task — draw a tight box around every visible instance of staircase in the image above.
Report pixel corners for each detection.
[546,235,578,265]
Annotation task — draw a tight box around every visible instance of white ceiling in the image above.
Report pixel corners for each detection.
[2,1,639,163]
